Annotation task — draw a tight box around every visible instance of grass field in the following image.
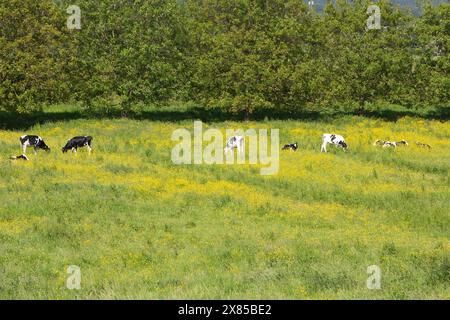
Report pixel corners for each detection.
[0,108,449,299]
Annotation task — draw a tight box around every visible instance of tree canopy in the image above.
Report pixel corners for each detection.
[0,0,448,117]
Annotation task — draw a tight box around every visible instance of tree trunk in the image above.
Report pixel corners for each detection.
[244,106,250,122]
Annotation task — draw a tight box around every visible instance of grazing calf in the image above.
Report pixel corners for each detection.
[62,136,93,153]
[416,141,431,149]
[373,140,386,147]
[10,154,29,161]
[383,141,397,148]
[282,142,298,151]
[374,140,408,148]
[321,134,348,153]
[224,136,244,154]
[20,135,50,155]
[395,140,408,146]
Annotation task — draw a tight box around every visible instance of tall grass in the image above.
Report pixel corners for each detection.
[0,113,448,299]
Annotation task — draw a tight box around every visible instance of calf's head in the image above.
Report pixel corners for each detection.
[39,141,51,152]
[339,141,348,150]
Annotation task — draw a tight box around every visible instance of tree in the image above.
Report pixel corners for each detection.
[188,0,312,119]
[65,0,191,115]
[317,0,419,113]
[414,2,449,110]
[0,0,71,112]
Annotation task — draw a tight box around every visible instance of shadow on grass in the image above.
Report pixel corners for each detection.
[0,105,447,131]
[363,107,449,122]
[0,111,85,131]
[0,107,322,130]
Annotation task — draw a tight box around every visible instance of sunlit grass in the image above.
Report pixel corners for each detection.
[0,114,448,299]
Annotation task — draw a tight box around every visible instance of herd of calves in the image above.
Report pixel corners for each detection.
[224,134,431,154]
[10,133,431,162]
[10,135,93,161]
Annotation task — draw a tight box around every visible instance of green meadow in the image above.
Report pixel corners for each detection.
[0,108,448,299]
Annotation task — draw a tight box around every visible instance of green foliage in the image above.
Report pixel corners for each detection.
[187,0,313,118]
[188,0,449,117]
[0,0,71,112]
[66,0,191,115]
[0,0,448,117]
[414,3,450,109]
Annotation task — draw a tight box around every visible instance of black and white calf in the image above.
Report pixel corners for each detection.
[373,140,408,148]
[416,141,431,149]
[282,142,298,151]
[20,135,51,155]
[373,140,386,147]
[321,134,348,153]
[224,136,244,154]
[62,136,93,153]
[10,154,29,161]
